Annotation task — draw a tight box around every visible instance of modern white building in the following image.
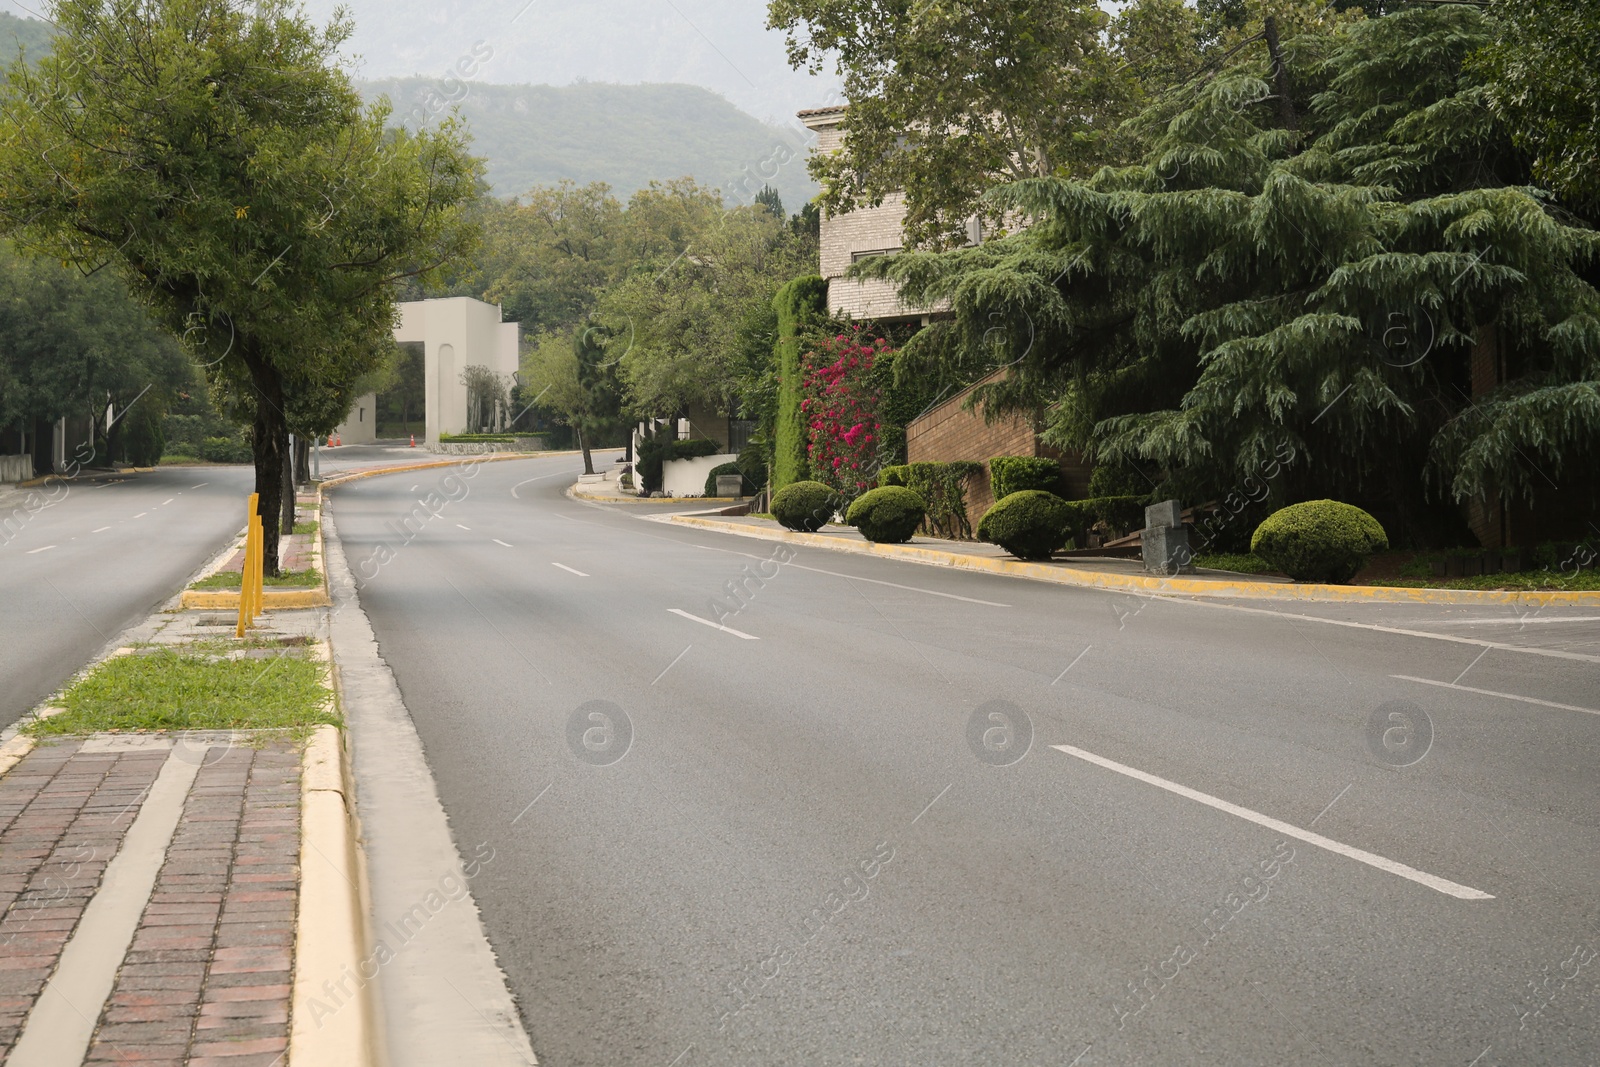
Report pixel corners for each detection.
[335,297,521,445]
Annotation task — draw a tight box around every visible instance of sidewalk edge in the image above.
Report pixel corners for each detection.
[290,723,377,1067]
[658,514,1600,608]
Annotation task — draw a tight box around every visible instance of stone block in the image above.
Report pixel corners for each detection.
[1143,523,1195,576]
[1145,499,1182,531]
[715,474,744,499]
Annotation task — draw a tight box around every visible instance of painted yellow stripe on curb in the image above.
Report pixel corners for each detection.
[181,588,332,610]
[318,450,583,492]
[660,515,1600,609]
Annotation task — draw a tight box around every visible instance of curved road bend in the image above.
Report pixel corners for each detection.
[330,453,1599,1067]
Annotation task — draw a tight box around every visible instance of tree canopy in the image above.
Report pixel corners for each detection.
[0,0,481,569]
[860,4,1600,545]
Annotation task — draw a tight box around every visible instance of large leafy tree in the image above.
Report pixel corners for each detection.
[483,180,625,335]
[864,4,1600,546]
[0,0,480,572]
[1474,0,1600,212]
[0,242,192,458]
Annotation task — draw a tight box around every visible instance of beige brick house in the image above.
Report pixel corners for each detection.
[798,105,937,324]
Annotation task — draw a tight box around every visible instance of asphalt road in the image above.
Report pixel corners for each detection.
[0,442,434,730]
[332,452,1599,1067]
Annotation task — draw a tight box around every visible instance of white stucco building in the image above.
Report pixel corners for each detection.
[334,297,521,445]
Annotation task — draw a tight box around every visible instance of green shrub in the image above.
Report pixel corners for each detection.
[201,436,252,464]
[846,486,926,543]
[772,276,828,492]
[1250,500,1389,584]
[674,438,720,460]
[1059,495,1147,547]
[736,441,769,492]
[636,433,723,493]
[989,456,1063,500]
[771,480,840,532]
[978,490,1072,560]
[704,462,752,496]
[879,464,910,487]
[1088,463,1148,498]
[902,461,983,539]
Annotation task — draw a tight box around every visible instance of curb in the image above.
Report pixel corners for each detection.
[290,723,376,1067]
[0,733,36,778]
[179,588,332,610]
[660,514,1600,607]
[319,450,580,492]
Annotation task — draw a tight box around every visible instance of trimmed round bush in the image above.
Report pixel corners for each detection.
[771,480,841,532]
[704,462,748,497]
[846,486,926,543]
[1250,500,1389,584]
[977,490,1072,561]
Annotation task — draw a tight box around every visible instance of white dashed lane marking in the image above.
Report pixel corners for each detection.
[668,608,758,640]
[551,563,589,577]
[493,539,513,548]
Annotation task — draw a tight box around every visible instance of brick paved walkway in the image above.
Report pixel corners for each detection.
[0,737,301,1066]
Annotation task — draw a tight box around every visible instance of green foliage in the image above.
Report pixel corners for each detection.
[0,12,53,60]
[989,456,1065,500]
[1088,463,1150,499]
[771,479,840,532]
[439,433,524,443]
[899,461,984,540]
[736,443,769,493]
[867,347,944,467]
[201,436,254,464]
[1251,500,1389,583]
[978,490,1072,561]
[704,462,752,497]
[30,644,336,735]
[846,485,926,544]
[1059,496,1148,547]
[865,5,1600,540]
[0,0,482,576]
[190,567,322,589]
[772,276,828,492]
[879,465,909,487]
[1474,0,1600,210]
[117,407,165,467]
[1192,552,1278,574]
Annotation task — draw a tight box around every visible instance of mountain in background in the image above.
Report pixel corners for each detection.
[293,0,837,127]
[360,78,817,208]
[0,10,820,210]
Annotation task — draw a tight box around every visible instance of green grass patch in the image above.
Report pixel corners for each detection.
[292,519,319,536]
[189,567,322,590]
[1193,552,1279,575]
[28,645,338,736]
[1367,570,1600,592]
[440,432,523,443]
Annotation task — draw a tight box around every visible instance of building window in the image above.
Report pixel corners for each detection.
[728,419,757,454]
[850,247,902,263]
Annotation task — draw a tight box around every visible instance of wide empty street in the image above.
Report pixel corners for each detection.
[327,453,1599,1067]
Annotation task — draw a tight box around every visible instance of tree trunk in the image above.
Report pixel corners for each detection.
[1263,17,1299,131]
[578,424,594,476]
[281,439,295,536]
[244,348,289,578]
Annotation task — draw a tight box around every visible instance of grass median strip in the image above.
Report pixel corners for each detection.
[27,641,339,736]
[189,566,323,590]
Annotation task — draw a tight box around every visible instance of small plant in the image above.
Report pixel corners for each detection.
[704,462,751,496]
[989,456,1063,500]
[771,480,841,532]
[978,490,1071,561]
[1251,500,1389,584]
[846,486,926,543]
[879,465,910,487]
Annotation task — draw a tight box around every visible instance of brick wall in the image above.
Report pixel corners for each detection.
[905,373,1094,531]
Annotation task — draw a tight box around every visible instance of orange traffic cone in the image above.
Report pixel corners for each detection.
[409,434,415,448]
[335,434,341,446]
[327,434,334,447]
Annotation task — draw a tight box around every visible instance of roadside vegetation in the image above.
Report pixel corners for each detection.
[28,640,338,736]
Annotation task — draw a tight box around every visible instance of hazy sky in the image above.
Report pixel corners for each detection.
[0,0,839,124]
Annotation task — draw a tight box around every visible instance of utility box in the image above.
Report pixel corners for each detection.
[716,474,745,499]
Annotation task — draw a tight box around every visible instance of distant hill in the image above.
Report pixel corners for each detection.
[0,11,52,60]
[359,78,818,209]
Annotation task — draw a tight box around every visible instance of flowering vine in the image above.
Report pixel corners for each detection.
[800,326,891,498]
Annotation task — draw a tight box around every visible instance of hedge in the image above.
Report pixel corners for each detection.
[1251,500,1389,584]
[704,462,753,497]
[989,456,1063,500]
[846,486,926,543]
[978,491,1071,561]
[900,461,983,539]
[1059,495,1146,548]
[879,465,910,487]
[771,276,828,494]
[636,434,721,494]
[771,480,840,532]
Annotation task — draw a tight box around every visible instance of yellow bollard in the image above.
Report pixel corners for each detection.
[237,493,260,637]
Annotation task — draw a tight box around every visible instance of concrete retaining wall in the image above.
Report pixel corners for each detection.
[662,454,734,497]
[0,454,32,483]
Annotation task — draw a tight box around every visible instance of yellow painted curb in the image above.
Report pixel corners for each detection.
[290,724,376,1067]
[179,588,331,610]
[663,515,1600,608]
[318,450,581,492]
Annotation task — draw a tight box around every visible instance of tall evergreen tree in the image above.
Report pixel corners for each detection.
[863,5,1600,545]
